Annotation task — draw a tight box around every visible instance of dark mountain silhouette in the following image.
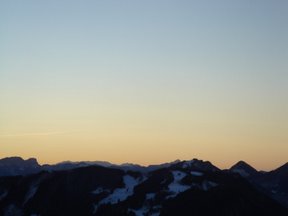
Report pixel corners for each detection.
[171,159,220,172]
[230,161,258,177]
[273,162,288,174]
[249,162,288,207]
[0,157,207,176]
[0,157,287,216]
[42,160,114,172]
[0,157,41,177]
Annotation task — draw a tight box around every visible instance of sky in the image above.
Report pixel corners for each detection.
[0,0,287,170]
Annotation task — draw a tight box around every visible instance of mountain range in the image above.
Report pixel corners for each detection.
[0,157,287,216]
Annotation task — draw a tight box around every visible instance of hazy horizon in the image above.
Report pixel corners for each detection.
[1,1,287,171]
[1,155,287,172]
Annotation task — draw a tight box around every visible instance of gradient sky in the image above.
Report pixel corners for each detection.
[1,0,287,170]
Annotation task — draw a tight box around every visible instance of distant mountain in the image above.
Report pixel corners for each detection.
[42,160,114,172]
[0,162,287,216]
[172,159,220,172]
[0,157,207,176]
[0,157,41,177]
[230,161,258,177]
[42,160,184,173]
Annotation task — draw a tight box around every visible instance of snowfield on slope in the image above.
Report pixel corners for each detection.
[167,171,190,198]
[93,175,141,213]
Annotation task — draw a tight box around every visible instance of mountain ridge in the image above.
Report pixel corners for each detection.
[1,156,287,176]
[0,160,287,216]
[0,156,288,215]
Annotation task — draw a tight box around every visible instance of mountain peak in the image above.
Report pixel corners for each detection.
[0,156,38,162]
[0,156,24,163]
[0,156,40,176]
[26,157,38,163]
[172,158,220,172]
[230,161,257,177]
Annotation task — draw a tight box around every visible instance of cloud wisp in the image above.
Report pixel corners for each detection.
[0,131,70,137]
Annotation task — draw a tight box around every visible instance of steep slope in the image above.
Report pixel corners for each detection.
[160,178,287,216]
[252,163,288,207]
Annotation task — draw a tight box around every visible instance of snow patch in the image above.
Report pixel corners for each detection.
[129,207,149,216]
[182,160,196,169]
[146,193,156,200]
[93,175,140,213]
[172,171,187,181]
[167,183,190,197]
[91,187,109,195]
[232,168,250,177]
[150,205,161,216]
[129,205,161,216]
[24,185,38,204]
[167,171,190,198]
[100,175,138,204]
[202,180,218,191]
[190,171,203,176]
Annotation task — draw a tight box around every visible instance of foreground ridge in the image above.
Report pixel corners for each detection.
[0,157,287,215]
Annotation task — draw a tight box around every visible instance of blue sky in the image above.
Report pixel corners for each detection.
[0,0,287,169]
